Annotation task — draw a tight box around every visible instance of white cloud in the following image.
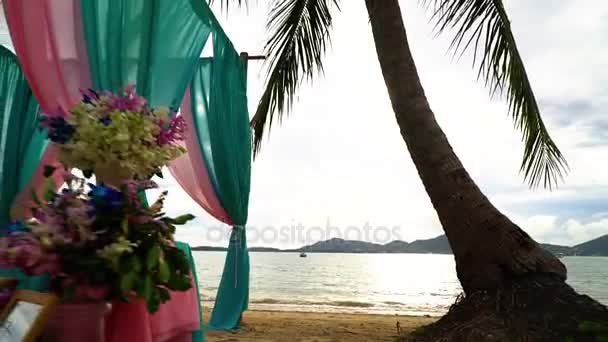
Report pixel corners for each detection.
[565,218,608,246]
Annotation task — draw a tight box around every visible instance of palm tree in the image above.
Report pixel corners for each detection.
[220,0,608,339]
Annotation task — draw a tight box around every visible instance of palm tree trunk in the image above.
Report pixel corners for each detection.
[365,1,608,340]
[363,0,565,294]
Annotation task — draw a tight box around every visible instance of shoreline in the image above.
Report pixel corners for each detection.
[203,303,445,317]
[203,308,438,341]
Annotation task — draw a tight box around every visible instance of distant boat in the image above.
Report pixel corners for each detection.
[300,252,307,258]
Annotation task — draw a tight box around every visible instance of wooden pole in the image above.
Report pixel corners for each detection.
[240,52,266,78]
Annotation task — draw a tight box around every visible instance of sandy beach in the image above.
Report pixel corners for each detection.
[204,309,437,341]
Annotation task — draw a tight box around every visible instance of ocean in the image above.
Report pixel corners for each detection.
[193,252,608,316]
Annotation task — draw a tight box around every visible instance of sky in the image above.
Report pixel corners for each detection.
[1,1,607,249]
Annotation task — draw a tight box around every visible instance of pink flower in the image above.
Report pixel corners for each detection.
[156,115,186,146]
[0,234,62,276]
[105,85,147,113]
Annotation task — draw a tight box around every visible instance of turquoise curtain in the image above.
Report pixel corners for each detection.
[81,0,212,109]
[187,8,252,330]
[177,241,205,341]
[0,46,50,290]
[0,45,48,224]
[80,2,216,340]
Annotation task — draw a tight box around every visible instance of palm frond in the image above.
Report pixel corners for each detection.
[421,0,568,189]
[251,0,339,156]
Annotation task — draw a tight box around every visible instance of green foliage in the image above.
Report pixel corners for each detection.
[247,0,566,189]
[5,172,195,313]
[250,0,340,155]
[420,0,568,189]
[59,105,185,179]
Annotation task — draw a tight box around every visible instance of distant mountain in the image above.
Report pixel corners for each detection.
[540,243,574,256]
[572,235,608,256]
[192,234,608,256]
[299,238,384,253]
[191,246,281,252]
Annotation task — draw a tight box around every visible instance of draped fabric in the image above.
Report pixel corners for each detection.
[2,0,92,221]
[3,0,213,340]
[79,1,213,341]
[169,88,232,225]
[0,45,50,292]
[81,0,211,109]
[0,45,46,224]
[168,4,252,329]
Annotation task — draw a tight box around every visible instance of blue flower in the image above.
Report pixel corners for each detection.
[88,184,124,212]
[0,221,28,237]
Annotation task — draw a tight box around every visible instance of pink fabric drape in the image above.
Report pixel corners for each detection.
[106,278,200,342]
[169,88,233,225]
[4,1,201,341]
[3,0,91,220]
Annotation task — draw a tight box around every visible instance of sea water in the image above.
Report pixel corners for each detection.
[193,252,608,316]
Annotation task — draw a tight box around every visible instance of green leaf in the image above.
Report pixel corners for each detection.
[158,260,170,283]
[121,255,143,274]
[166,248,190,273]
[120,272,137,296]
[158,287,171,303]
[142,275,153,302]
[250,0,339,156]
[132,257,143,273]
[168,274,192,291]
[420,0,568,189]
[134,277,145,298]
[170,214,195,225]
[43,178,57,202]
[146,288,161,313]
[146,245,161,270]
[121,217,129,235]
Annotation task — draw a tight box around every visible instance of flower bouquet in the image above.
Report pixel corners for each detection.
[0,170,194,313]
[40,85,186,182]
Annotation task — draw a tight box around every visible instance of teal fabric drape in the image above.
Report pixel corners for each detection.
[0,45,48,224]
[81,0,212,109]
[0,45,50,290]
[186,7,252,330]
[177,241,205,341]
[80,2,215,340]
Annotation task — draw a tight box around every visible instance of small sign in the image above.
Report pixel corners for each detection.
[0,290,58,342]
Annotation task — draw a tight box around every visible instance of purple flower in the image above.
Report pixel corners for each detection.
[0,234,61,276]
[156,115,186,145]
[40,116,75,144]
[105,85,147,113]
[81,88,100,104]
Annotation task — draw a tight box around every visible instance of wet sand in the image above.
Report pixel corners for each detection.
[204,309,437,342]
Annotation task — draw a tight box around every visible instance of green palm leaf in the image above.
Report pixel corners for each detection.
[422,0,568,189]
[250,0,339,156]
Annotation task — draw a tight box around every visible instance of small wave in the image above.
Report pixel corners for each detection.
[330,301,375,308]
[244,298,375,308]
[382,301,403,306]
[250,298,283,305]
